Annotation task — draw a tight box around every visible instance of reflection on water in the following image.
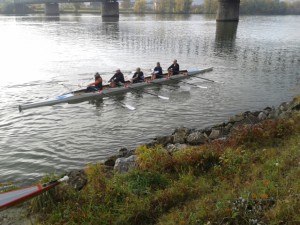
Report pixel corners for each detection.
[214,21,238,57]
[0,14,299,184]
[102,16,119,23]
[215,22,238,43]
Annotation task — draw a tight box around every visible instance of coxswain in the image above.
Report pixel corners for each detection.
[168,59,180,76]
[109,69,125,88]
[131,67,145,83]
[86,72,102,92]
[151,62,163,80]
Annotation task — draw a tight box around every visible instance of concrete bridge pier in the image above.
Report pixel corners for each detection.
[216,0,240,22]
[101,1,119,17]
[45,3,59,16]
[14,4,29,14]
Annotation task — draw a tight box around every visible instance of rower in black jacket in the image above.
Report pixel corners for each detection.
[132,67,145,83]
[109,69,125,87]
[168,59,180,76]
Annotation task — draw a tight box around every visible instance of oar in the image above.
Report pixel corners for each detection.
[101,92,136,111]
[192,76,224,84]
[127,86,169,100]
[168,77,208,89]
[0,176,69,211]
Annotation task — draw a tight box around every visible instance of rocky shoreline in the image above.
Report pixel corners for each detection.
[1,97,299,224]
[66,96,300,188]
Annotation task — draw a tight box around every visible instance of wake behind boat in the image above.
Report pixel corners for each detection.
[18,67,213,111]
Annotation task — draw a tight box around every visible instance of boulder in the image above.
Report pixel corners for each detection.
[279,102,289,112]
[252,111,261,117]
[104,155,118,167]
[173,127,190,144]
[209,129,221,140]
[258,111,267,121]
[186,131,207,145]
[267,107,277,119]
[233,114,260,128]
[279,111,292,119]
[114,155,137,173]
[291,97,300,111]
[166,143,188,153]
[154,135,174,146]
[67,170,87,191]
[117,147,128,157]
[229,114,244,123]
[224,123,233,133]
[263,107,272,116]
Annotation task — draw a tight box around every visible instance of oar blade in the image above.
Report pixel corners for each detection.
[124,104,136,110]
[158,95,169,100]
[197,85,208,89]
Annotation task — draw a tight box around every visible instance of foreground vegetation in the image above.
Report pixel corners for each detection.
[31,110,300,224]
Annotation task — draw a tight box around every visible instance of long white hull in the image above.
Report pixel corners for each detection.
[19,67,213,111]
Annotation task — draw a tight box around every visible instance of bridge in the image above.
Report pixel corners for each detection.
[13,0,239,21]
[13,0,119,17]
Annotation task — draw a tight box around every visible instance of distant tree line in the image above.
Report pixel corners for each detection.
[1,0,300,14]
[199,0,300,14]
[133,0,193,13]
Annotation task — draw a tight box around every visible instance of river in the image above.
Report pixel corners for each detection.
[0,14,299,184]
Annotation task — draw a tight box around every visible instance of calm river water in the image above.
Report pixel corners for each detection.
[0,14,299,184]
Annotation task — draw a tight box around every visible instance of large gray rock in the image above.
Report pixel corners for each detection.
[186,131,207,145]
[67,170,87,191]
[154,135,174,146]
[114,155,137,173]
[279,102,289,112]
[233,114,260,128]
[173,127,190,144]
[224,123,233,133]
[209,129,221,140]
[263,107,272,114]
[291,97,300,111]
[229,114,245,123]
[258,111,267,121]
[166,143,188,154]
[104,155,117,167]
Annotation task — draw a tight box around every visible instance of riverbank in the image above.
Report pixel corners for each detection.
[21,96,299,224]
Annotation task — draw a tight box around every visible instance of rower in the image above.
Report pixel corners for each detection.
[109,69,125,88]
[168,59,180,76]
[131,67,145,83]
[151,62,163,80]
[86,72,102,92]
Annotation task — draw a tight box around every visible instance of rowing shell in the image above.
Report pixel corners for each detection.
[0,176,69,211]
[18,67,213,111]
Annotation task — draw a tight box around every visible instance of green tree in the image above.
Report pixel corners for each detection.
[203,0,218,14]
[73,3,81,13]
[175,0,193,13]
[155,0,175,13]
[134,0,146,13]
[121,0,131,9]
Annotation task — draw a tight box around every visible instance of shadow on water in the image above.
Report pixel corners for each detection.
[89,97,104,108]
[101,16,119,40]
[214,21,238,56]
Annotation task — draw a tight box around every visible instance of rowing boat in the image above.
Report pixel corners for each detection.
[0,176,68,211]
[18,67,213,111]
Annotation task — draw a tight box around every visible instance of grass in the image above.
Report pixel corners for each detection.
[31,111,300,224]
